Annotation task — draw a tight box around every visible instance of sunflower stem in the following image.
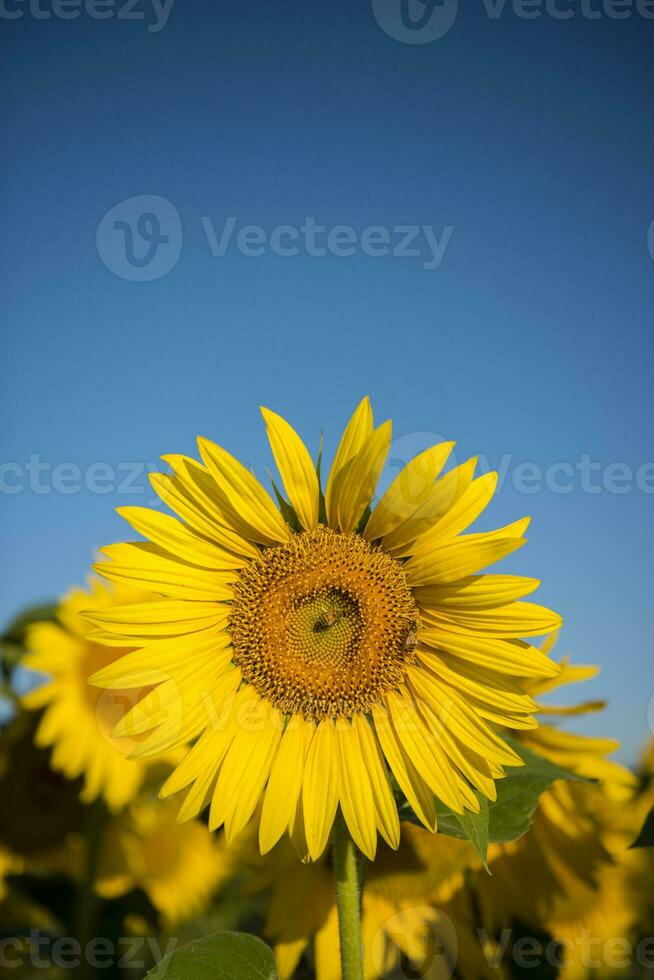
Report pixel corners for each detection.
[332,811,364,980]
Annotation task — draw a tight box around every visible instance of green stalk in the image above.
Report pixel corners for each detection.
[332,811,364,980]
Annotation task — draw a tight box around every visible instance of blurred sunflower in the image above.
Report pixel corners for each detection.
[21,580,154,811]
[88,397,561,860]
[470,640,640,978]
[96,785,234,928]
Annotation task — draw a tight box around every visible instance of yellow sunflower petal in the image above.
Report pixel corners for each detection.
[414,575,541,610]
[303,719,340,861]
[260,716,313,854]
[84,600,229,637]
[198,437,291,545]
[95,546,235,602]
[409,471,499,554]
[176,761,222,822]
[419,629,560,678]
[23,621,82,671]
[416,697,500,801]
[337,721,378,859]
[415,647,537,714]
[116,507,245,570]
[335,420,393,532]
[534,699,606,717]
[382,457,478,555]
[129,667,242,758]
[325,396,373,525]
[386,690,478,813]
[405,518,530,585]
[371,703,437,831]
[21,680,57,710]
[419,601,563,638]
[154,461,260,557]
[261,407,319,531]
[210,698,283,841]
[405,664,523,766]
[352,714,400,849]
[88,630,229,688]
[364,442,455,541]
[528,657,599,697]
[160,688,257,798]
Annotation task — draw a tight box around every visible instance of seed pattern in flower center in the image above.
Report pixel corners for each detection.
[229,526,419,721]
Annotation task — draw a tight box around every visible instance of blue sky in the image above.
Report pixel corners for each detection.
[1,0,652,762]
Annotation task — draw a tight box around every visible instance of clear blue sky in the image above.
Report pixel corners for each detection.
[1,1,652,763]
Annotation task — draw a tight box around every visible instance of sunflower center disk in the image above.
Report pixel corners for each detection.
[229,527,419,722]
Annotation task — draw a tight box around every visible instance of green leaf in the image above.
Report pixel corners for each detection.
[629,807,654,848]
[397,736,590,851]
[145,932,279,980]
[487,736,591,844]
[454,795,489,869]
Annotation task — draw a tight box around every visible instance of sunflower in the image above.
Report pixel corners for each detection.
[88,398,561,860]
[468,643,640,977]
[95,765,234,928]
[22,580,154,811]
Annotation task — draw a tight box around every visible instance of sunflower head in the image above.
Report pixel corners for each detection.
[88,398,562,860]
[230,526,419,722]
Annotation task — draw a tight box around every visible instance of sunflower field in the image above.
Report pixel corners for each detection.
[1,399,652,980]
